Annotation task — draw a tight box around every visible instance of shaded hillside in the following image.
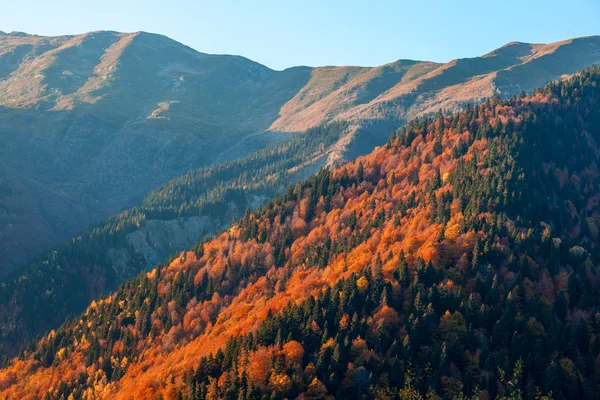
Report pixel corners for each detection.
[1,32,599,273]
[0,122,350,359]
[0,30,313,272]
[2,68,600,399]
[2,32,596,360]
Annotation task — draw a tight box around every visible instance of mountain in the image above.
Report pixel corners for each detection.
[0,30,312,272]
[1,32,599,361]
[267,36,600,141]
[1,31,599,274]
[0,121,348,358]
[2,67,600,399]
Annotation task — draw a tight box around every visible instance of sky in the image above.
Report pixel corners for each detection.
[1,0,599,70]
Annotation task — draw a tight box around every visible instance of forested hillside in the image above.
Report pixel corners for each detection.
[4,34,600,363]
[2,67,600,399]
[2,31,598,273]
[0,122,348,359]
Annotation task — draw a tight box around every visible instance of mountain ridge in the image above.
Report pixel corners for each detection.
[0,30,314,271]
[0,31,598,359]
[2,66,600,399]
[0,29,597,311]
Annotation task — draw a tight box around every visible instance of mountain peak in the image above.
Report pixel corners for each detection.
[501,40,529,47]
[386,58,427,67]
[6,31,32,37]
[483,40,534,58]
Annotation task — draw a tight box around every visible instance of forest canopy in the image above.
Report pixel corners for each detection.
[2,67,600,399]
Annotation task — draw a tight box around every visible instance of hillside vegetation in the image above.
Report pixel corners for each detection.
[4,33,598,363]
[2,68,600,399]
[0,122,349,359]
[1,31,598,273]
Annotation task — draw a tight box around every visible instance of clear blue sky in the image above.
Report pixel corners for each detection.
[2,0,599,70]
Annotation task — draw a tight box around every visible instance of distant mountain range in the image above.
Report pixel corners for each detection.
[1,30,599,274]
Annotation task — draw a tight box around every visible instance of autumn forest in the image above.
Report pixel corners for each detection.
[1,65,600,400]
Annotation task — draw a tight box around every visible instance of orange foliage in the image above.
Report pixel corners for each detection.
[1,86,571,400]
[373,305,400,331]
[246,346,276,389]
[281,340,304,367]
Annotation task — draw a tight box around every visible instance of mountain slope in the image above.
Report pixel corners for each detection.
[2,68,600,399]
[270,36,600,133]
[0,121,349,358]
[1,32,599,274]
[0,30,313,272]
[3,29,599,357]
